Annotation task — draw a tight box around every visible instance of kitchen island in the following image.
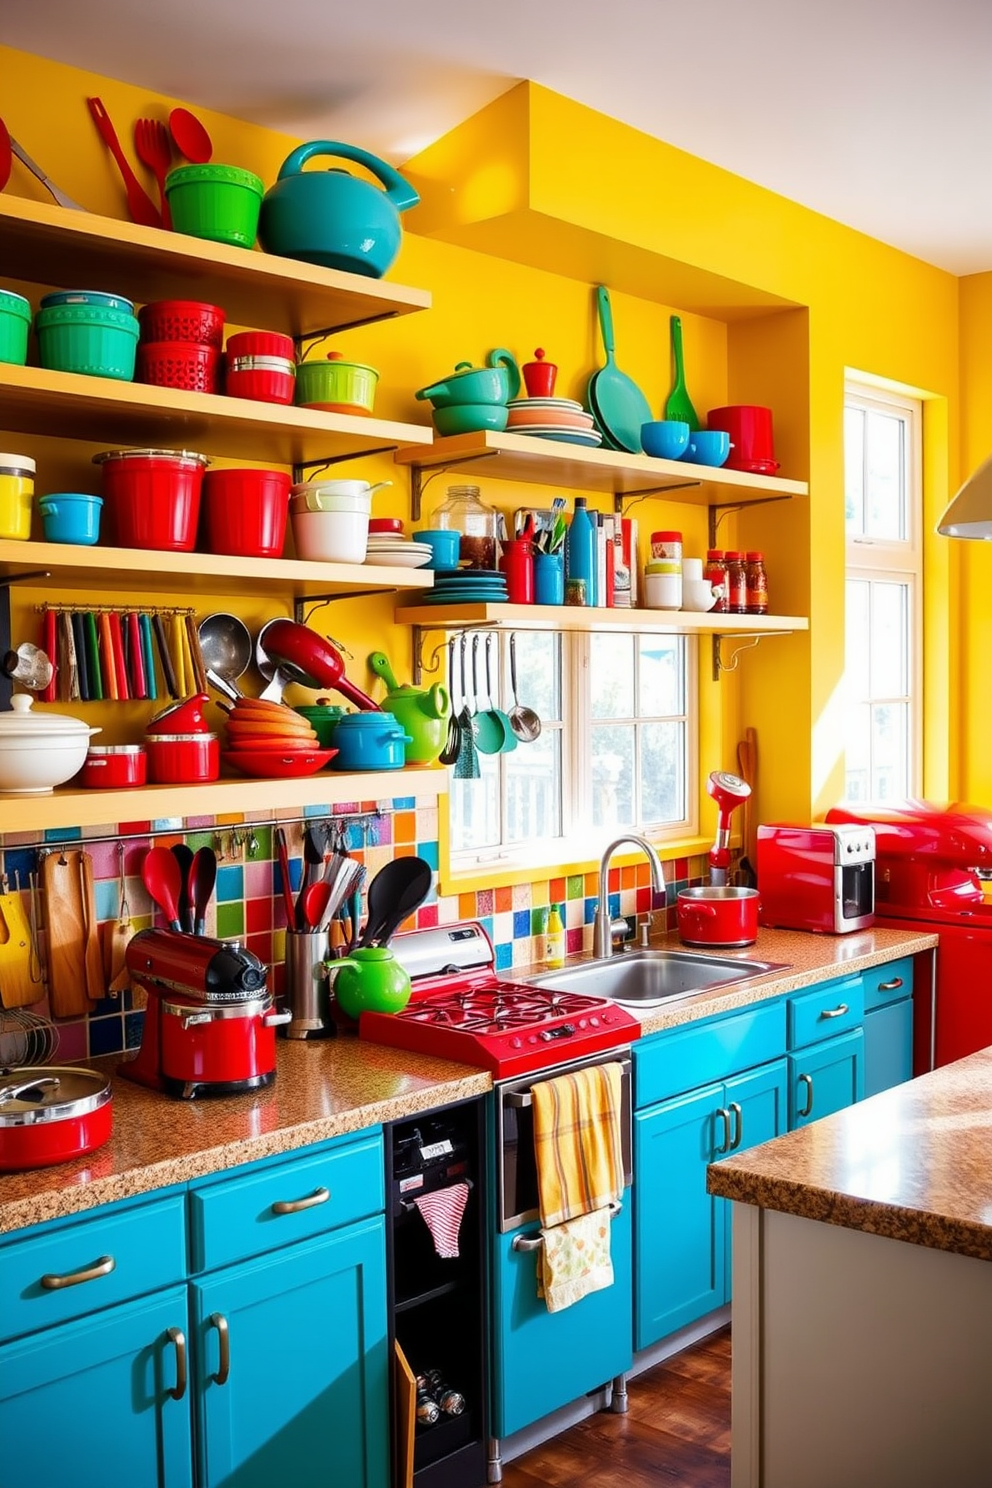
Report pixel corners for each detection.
[708,1047,992,1488]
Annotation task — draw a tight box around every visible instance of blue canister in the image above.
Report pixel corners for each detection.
[534,550,565,605]
[37,492,103,546]
[565,497,597,607]
[330,712,412,771]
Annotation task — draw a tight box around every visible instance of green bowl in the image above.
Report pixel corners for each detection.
[35,303,139,380]
[432,402,510,437]
[295,356,379,414]
[166,164,265,249]
[293,704,346,749]
[0,290,31,366]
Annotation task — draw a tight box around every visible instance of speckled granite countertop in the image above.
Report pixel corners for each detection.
[0,925,934,1237]
[708,1045,992,1262]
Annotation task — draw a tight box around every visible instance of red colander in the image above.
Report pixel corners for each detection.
[138,300,225,348]
[137,341,221,393]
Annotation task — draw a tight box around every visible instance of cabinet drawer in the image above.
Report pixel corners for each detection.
[635,1000,786,1108]
[189,1131,384,1273]
[788,976,863,1049]
[862,956,914,1010]
[0,1192,186,1343]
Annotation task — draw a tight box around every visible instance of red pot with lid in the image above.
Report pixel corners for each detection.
[144,732,220,783]
[0,1066,113,1170]
[676,886,759,948]
[79,744,147,788]
[146,693,211,735]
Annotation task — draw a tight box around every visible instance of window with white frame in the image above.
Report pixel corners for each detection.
[448,628,694,871]
[843,383,922,801]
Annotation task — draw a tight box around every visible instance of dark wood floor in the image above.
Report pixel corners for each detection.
[500,1327,731,1487]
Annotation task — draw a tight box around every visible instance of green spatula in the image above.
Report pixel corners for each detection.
[664,315,700,430]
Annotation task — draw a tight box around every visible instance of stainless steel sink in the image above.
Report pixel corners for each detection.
[528,949,788,1007]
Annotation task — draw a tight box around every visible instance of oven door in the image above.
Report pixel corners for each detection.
[495,1049,633,1233]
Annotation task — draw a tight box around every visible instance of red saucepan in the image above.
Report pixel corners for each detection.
[257,619,379,711]
[0,1067,113,1170]
[677,886,759,948]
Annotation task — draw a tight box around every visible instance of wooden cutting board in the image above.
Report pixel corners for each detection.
[0,889,43,1007]
[42,851,104,1017]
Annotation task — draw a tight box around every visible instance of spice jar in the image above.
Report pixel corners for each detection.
[704,549,728,613]
[745,551,769,615]
[724,551,748,614]
[650,530,683,563]
[431,484,498,570]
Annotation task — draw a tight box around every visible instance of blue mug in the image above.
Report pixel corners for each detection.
[412,528,461,570]
[37,492,103,546]
[534,550,565,605]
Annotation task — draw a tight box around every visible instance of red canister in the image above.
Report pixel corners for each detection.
[144,732,220,783]
[200,468,292,558]
[224,355,296,405]
[705,406,777,474]
[499,538,535,603]
[93,448,209,552]
[225,331,295,361]
[79,744,147,788]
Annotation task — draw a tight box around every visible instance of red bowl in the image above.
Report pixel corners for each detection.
[222,748,337,777]
[368,517,405,535]
[226,330,295,361]
[137,340,222,393]
[139,300,225,348]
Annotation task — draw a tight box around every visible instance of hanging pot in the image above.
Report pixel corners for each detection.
[0,1067,112,1170]
[676,886,759,948]
[257,619,379,711]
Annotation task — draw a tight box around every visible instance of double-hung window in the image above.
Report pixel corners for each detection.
[843,383,922,801]
[448,627,695,873]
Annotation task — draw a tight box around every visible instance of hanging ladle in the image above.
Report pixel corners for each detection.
[471,633,505,755]
[438,634,462,767]
[507,632,542,741]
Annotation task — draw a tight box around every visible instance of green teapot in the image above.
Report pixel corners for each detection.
[368,652,449,766]
[328,946,412,1019]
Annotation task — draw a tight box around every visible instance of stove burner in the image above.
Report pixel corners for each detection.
[394,982,613,1037]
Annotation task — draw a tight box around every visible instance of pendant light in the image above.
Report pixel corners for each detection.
[937,452,992,539]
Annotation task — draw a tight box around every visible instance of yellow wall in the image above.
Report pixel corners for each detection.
[0,50,977,858]
[957,273,992,800]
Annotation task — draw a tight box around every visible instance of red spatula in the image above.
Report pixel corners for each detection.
[87,97,161,228]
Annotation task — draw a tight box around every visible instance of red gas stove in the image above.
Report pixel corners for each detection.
[357,922,640,1077]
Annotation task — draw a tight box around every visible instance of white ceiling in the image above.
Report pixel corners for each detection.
[4,0,991,274]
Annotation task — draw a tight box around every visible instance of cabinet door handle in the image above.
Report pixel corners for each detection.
[166,1326,187,1401]
[819,1003,849,1020]
[714,1106,731,1155]
[797,1073,814,1118]
[210,1312,231,1386]
[728,1102,743,1151]
[878,977,904,992]
[271,1186,330,1216]
[40,1254,115,1290]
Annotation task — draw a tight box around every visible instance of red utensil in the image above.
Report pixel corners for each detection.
[86,97,161,228]
[299,880,332,931]
[0,118,11,192]
[133,117,173,228]
[142,846,184,931]
[169,107,213,164]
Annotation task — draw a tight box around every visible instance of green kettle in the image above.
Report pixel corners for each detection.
[328,946,412,1020]
[368,652,450,766]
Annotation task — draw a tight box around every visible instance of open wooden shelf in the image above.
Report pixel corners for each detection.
[395,429,808,508]
[0,195,431,335]
[0,363,432,467]
[396,601,808,636]
[0,767,448,834]
[0,538,434,600]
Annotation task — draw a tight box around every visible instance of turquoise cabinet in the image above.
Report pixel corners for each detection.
[863,956,915,1097]
[787,975,864,1127]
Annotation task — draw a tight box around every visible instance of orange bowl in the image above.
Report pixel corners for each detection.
[223,748,337,777]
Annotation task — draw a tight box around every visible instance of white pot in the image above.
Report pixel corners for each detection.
[289,478,390,513]
[0,695,100,794]
[290,508,370,564]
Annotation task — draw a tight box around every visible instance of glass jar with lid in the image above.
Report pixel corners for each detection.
[431,484,498,570]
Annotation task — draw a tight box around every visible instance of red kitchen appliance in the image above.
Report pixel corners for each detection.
[757,823,876,934]
[827,800,992,1072]
[119,928,289,1098]
[707,769,751,886]
[358,921,639,1078]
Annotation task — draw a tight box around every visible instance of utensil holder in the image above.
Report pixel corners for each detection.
[534,550,564,605]
[500,539,535,603]
[282,928,333,1039]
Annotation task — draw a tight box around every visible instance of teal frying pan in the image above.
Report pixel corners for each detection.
[587,285,652,454]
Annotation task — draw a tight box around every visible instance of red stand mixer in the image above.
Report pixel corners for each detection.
[119,929,289,1099]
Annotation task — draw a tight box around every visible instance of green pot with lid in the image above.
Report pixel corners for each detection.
[415,348,521,408]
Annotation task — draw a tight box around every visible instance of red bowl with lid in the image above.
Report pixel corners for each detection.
[79,744,147,788]
[139,300,225,348]
[144,731,220,783]
[225,356,295,405]
[225,330,295,361]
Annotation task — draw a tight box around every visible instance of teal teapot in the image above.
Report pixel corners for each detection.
[258,141,420,278]
[328,946,412,1020]
[368,652,449,766]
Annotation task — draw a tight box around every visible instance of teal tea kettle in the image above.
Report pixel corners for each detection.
[258,141,420,278]
[368,652,450,766]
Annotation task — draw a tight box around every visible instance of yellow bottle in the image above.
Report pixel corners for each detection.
[545,904,565,969]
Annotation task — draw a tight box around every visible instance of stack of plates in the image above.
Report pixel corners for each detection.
[417,568,508,604]
[506,397,603,449]
[363,536,433,568]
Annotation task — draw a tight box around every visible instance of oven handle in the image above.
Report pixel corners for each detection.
[511,1198,623,1252]
[504,1056,632,1108]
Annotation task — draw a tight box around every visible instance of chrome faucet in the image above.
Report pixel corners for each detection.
[593,835,666,958]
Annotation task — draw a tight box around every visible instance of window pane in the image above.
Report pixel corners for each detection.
[845,579,871,699]
[591,634,634,719]
[639,637,682,716]
[505,728,562,841]
[864,409,906,540]
[844,703,872,801]
[870,582,908,697]
[592,723,634,828]
[505,631,559,720]
[844,405,865,535]
[871,702,909,800]
[450,752,500,850]
[640,721,686,822]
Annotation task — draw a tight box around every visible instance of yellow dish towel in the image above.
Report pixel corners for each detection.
[537,1206,615,1313]
[531,1061,624,1229]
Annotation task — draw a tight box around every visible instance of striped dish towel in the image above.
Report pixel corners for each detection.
[412,1181,471,1258]
[532,1062,624,1229]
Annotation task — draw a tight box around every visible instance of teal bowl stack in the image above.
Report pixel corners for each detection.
[0,290,32,366]
[35,301,140,381]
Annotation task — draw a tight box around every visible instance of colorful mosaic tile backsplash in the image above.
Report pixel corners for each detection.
[0,798,708,1063]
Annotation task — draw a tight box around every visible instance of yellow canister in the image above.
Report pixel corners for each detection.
[0,454,36,541]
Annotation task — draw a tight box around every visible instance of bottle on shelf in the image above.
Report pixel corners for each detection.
[704,549,728,613]
[545,904,565,968]
[745,551,769,615]
[565,497,597,607]
[723,550,748,614]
